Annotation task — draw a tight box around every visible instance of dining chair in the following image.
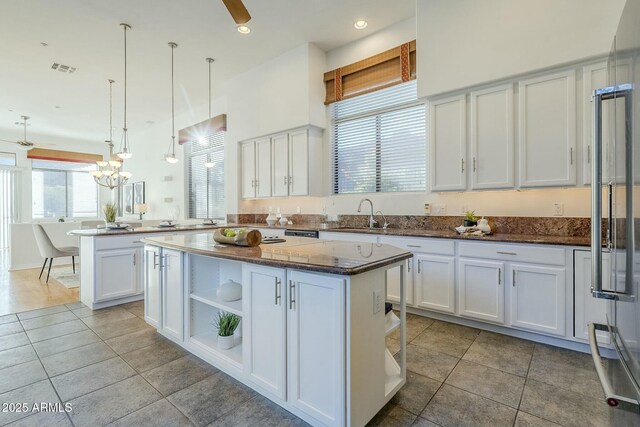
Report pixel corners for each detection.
[32,224,80,283]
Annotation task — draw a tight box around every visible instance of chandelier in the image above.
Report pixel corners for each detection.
[92,79,131,189]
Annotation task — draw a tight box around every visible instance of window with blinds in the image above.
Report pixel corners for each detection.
[186,130,225,219]
[331,80,426,194]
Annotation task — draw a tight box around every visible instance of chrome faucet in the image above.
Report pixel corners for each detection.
[357,198,377,228]
[375,210,388,230]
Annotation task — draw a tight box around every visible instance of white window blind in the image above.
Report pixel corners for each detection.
[331,80,426,194]
[0,169,18,248]
[186,130,225,219]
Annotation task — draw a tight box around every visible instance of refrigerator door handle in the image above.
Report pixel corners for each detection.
[589,323,640,412]
[591,85,635,302]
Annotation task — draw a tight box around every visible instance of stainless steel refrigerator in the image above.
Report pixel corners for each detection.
[590,0,640,421]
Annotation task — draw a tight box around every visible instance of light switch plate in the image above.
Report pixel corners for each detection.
[373,290,383,314]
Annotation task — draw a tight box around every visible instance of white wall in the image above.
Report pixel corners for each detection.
[417,0,626,98]
[0,134,111,223]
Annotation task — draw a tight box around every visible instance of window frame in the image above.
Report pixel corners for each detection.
[330,81,427,195]
[31,161,99,219]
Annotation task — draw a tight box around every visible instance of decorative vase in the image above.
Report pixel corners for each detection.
[477,217,491,234]
[216,280,242,302]
[266,212,277,227]
[218,335,234,350]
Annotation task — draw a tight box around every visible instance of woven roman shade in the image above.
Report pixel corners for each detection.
[324,40,416,105]
[27,148,103,164]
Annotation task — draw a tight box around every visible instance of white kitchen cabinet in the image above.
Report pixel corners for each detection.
[509,263,566,336]
[574,250,612,344]
[271,133,289,197]
[518,70,576,187]
[386,258,414,305]
[95,248,139,302]
[415,254,456,314]
[243,265,287,399]
[242,139,271,198]
[429,94,467,191]
[162,249,184,341]
[255,138,272,198]
[241,141,256,199]
[470,84,514,189]
[288,129,310,196]
[458,258,505,324]
[144,246,162,328]
[582,61,630,185]
[288,270,345,427]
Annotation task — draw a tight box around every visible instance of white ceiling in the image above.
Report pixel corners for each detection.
[0,0,415,146]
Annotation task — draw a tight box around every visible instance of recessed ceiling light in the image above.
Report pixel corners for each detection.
[237,25,251,34]
[146,120,155,124]
[55,105,61,109]
[354,20,368,30]
[40,42,48,47]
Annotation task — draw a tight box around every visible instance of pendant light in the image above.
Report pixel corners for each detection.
[204,57,215,168]
[116,23,133,160]
[165,42,179,164]
[92,79,132,188]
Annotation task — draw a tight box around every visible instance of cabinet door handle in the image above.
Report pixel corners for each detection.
[570,147,574,165]
[418,260,421,274]
[275,277,281,305]
[289,280,296,310]
[133,253,136,266]
[407,260,411,273]
[461,158,465,173]
[512,270,516,286]
[473,157,476,172]
[251,179,254,188]
[496,251,517,256]
[289,175,293,185]
[498,268,502,285]
[587,146,591,164]
[153,252,158,269]
[284,176,287,185]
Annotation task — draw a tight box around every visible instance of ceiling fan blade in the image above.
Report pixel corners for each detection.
[222,0,251,25]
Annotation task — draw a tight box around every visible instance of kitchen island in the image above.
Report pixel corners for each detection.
[68,224,218,309]
[141,233,411,427]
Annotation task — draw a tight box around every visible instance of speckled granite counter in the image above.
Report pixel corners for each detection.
[141,234,412,275]
[68,224,219,236]
[225,223,592,247]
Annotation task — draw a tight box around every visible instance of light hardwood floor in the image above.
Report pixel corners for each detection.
[0,250,79,316]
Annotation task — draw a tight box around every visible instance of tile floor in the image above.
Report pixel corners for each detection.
[0,303,634,427]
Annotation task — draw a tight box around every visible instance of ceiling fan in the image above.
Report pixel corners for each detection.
[222,0,251,25]
[0,116,53,150]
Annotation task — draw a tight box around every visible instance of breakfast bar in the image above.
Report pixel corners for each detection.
[140,233,412,427]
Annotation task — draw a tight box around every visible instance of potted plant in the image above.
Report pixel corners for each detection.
[213,311,241,350]
[103,203,118,226]
[464,210,478,227]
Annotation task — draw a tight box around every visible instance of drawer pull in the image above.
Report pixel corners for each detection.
[407,244,422,248]
[496,251,517,255]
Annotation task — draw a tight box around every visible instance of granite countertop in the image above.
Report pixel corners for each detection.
[68,224,220,237]
[225,223,592,247]
[141,234,412,275]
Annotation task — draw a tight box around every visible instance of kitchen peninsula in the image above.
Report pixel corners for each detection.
[68,225,218,309]
[140,233,412,427]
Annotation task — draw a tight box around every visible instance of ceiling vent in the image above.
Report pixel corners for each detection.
[51,63,77,73]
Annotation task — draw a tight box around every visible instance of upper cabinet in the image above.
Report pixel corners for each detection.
[470,85,514,190]
[240,127,323,199]
[429,95,466,191]
[518,70,576,187]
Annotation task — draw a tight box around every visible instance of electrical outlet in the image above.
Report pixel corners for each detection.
[424,203,431,215]
[373,290,383,314]
[553,203,564,216]
[296,206,301,214]
[434,205,446,215]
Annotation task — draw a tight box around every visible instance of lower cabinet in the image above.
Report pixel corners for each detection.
[243,265,287,400]
[574,250,612,344]
[509,264,565,336]
[415,254,456,314]
[386,258,414,305]
[243,265,346,426]
[162,249,184,341]
[144,246,162,328]
[95,247,140,301]
[143,246,184,341]
[458,258,505,323]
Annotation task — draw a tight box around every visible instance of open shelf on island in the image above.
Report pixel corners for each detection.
[385,311,400,336]
[384,348,403,397]
[190,332,243,366]
[190,289,243,316]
